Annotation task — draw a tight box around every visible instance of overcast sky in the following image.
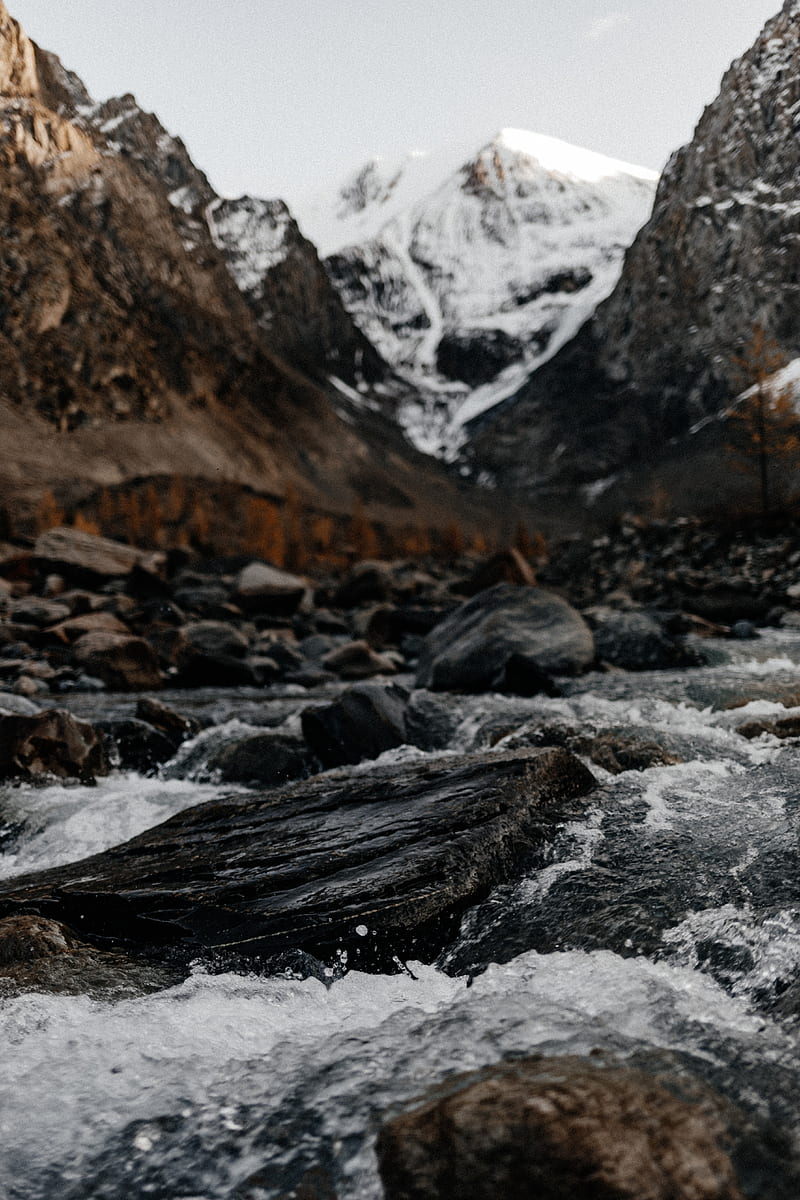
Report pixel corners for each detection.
[9,0,782,205]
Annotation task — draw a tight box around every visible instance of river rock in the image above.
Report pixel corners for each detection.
[332,561,394,608]
[173,621,259,686]
[0,693,41,716]
[206,733,312,785]
[181,621,249,659]
[404,692,459,752]
[377,1056,744,1200]
[71,631,162,691]
[0,708,108,781]
[301,683,409,767]
[321,639,397,680]
[737,715,800,740]
[10,597,71,628]
[593,611,694,671]
[233,561,307,615]
[33,527,164,588]
[416,584,594,692]
[0,747,595,970]
[96,719,178,773]
[0,915,82,964]
[135,697,200,745]
[48,611,131,643]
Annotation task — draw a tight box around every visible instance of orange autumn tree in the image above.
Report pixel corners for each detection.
[727,324,800,515]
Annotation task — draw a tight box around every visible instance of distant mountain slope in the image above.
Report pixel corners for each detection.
[466,0,800,497]
[0,1,494,534]
[294,130,656,455]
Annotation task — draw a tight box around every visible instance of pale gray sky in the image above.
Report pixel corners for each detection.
[9,1,783,205]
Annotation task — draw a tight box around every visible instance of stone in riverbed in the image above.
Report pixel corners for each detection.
[48,611,131,643]
[737,715,800,740]
[0,708,108,781]
[96,719,178,773]
[10,597,71,628]
[332,560,394,608]
[321,639,397,680]
[301,683,410,767]
[0,748,595,970]
[71,631,162,691]
[206,733,312,785]
[416,584,594,692]
[233,561,307,616]
[0,915,82,964]
[135,697,199,744]
[33,527,165,588]
[593,611,696,671]
[377,1055,745,1200]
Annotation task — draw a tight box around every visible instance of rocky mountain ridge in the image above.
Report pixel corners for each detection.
[466,0,800,498]
[294,129,656,457]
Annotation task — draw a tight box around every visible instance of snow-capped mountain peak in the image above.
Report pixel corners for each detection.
[492,128,657,184]
[293,128,658,457]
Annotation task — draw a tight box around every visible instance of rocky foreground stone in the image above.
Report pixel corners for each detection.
[377,1055,747,1200]
[0,748,595,970]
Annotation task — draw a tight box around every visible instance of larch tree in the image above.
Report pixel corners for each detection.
[727,324,800,515]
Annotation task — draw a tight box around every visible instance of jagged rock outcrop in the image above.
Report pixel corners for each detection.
[467,1,800,495]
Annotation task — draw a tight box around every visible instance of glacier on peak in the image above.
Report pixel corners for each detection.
[292,128,658,457]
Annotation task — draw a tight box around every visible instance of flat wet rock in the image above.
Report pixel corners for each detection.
[0,747,595,971]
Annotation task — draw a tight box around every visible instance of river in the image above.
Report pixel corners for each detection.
[1,632,800,1197]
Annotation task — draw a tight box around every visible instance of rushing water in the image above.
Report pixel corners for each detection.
[3,635,800,1197]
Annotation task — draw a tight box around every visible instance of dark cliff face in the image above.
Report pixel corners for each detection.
[468,1,800,493]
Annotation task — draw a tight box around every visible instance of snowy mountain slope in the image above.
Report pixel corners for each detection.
[293,129,657,455]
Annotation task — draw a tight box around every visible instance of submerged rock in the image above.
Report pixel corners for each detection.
[377,1055,744,1200]
[737,715,800,741]
[416,584,594,692]
[0,915,82,964]
[0,708,108,782]
[0,748,595,970]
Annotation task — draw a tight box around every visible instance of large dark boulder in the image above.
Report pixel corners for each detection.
[0,748,595,970]
[0,708,108,782]
[377,1056,744,1200]
[416,584,594,692]
[301,683,409,767]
